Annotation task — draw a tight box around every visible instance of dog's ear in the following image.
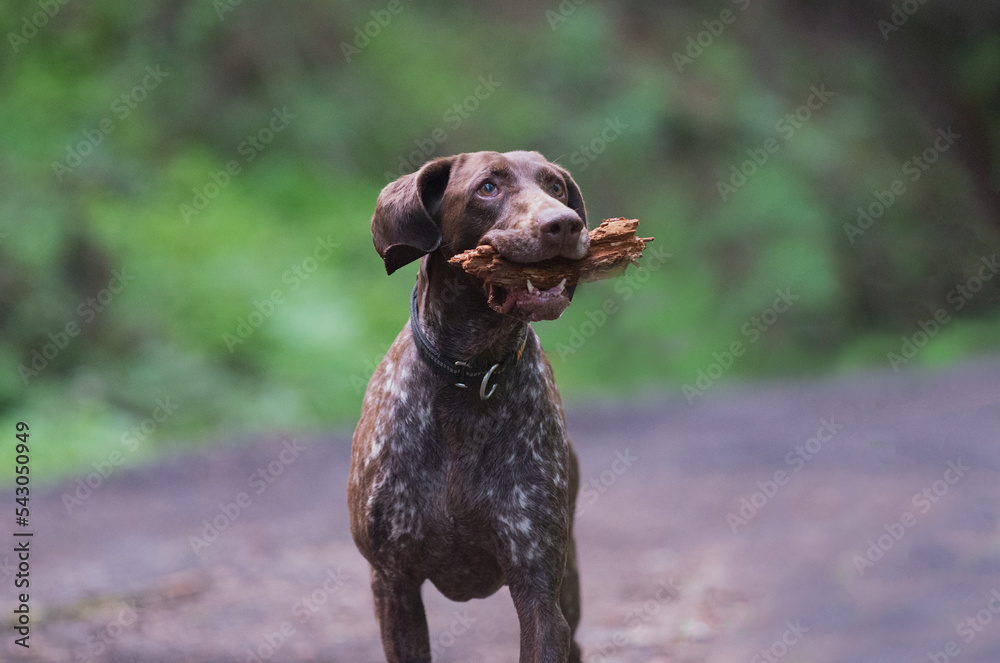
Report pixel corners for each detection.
[371,156,455,275]
[553,163,587,229]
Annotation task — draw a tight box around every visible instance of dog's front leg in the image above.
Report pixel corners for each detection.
[370,567,431,663]
[509,572,573,663]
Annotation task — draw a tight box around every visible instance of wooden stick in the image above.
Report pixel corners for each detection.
[448,218,653,290]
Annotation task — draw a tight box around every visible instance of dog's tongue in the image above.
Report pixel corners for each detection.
[488,280,572,322]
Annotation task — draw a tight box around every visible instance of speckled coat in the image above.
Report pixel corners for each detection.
[349,151,586,663]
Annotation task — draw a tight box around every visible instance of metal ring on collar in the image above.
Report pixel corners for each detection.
[479,363,499,400]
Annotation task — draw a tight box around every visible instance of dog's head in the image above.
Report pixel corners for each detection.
[371,150,588,321]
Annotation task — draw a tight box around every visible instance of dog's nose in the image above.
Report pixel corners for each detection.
[537,209,584,250]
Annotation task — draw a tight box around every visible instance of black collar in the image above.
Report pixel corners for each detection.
[409,284,528,400]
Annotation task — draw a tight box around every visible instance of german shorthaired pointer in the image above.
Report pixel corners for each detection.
[349,151,587,662]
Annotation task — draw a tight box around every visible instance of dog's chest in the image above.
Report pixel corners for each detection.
[435,350,568,479]
[360,340,570,556]
[433,355,572,551]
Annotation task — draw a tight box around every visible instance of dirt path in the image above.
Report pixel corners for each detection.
[4,356,1000,662]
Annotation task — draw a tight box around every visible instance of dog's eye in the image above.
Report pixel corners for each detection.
[551,181,565,197]
[478,181,499,197]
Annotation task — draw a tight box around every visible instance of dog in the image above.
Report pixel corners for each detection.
[349,150,587,662]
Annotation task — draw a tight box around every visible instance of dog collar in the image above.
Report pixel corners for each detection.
[409,284,528,400]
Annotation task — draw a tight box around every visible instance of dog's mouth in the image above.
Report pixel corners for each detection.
[486,278,577,322]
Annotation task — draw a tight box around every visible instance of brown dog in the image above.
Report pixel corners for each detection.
[349,151,586,662]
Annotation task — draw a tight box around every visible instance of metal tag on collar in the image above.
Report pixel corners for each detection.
[454,361,470,390]
[453,361,499,400]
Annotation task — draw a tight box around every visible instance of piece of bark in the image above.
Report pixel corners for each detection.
[448,218,653,290]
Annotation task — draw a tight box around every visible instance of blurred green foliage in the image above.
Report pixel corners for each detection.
[1,0,998,482]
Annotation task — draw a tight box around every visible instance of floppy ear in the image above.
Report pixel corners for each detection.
[371,156,455,275]
[553,163,587,229]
